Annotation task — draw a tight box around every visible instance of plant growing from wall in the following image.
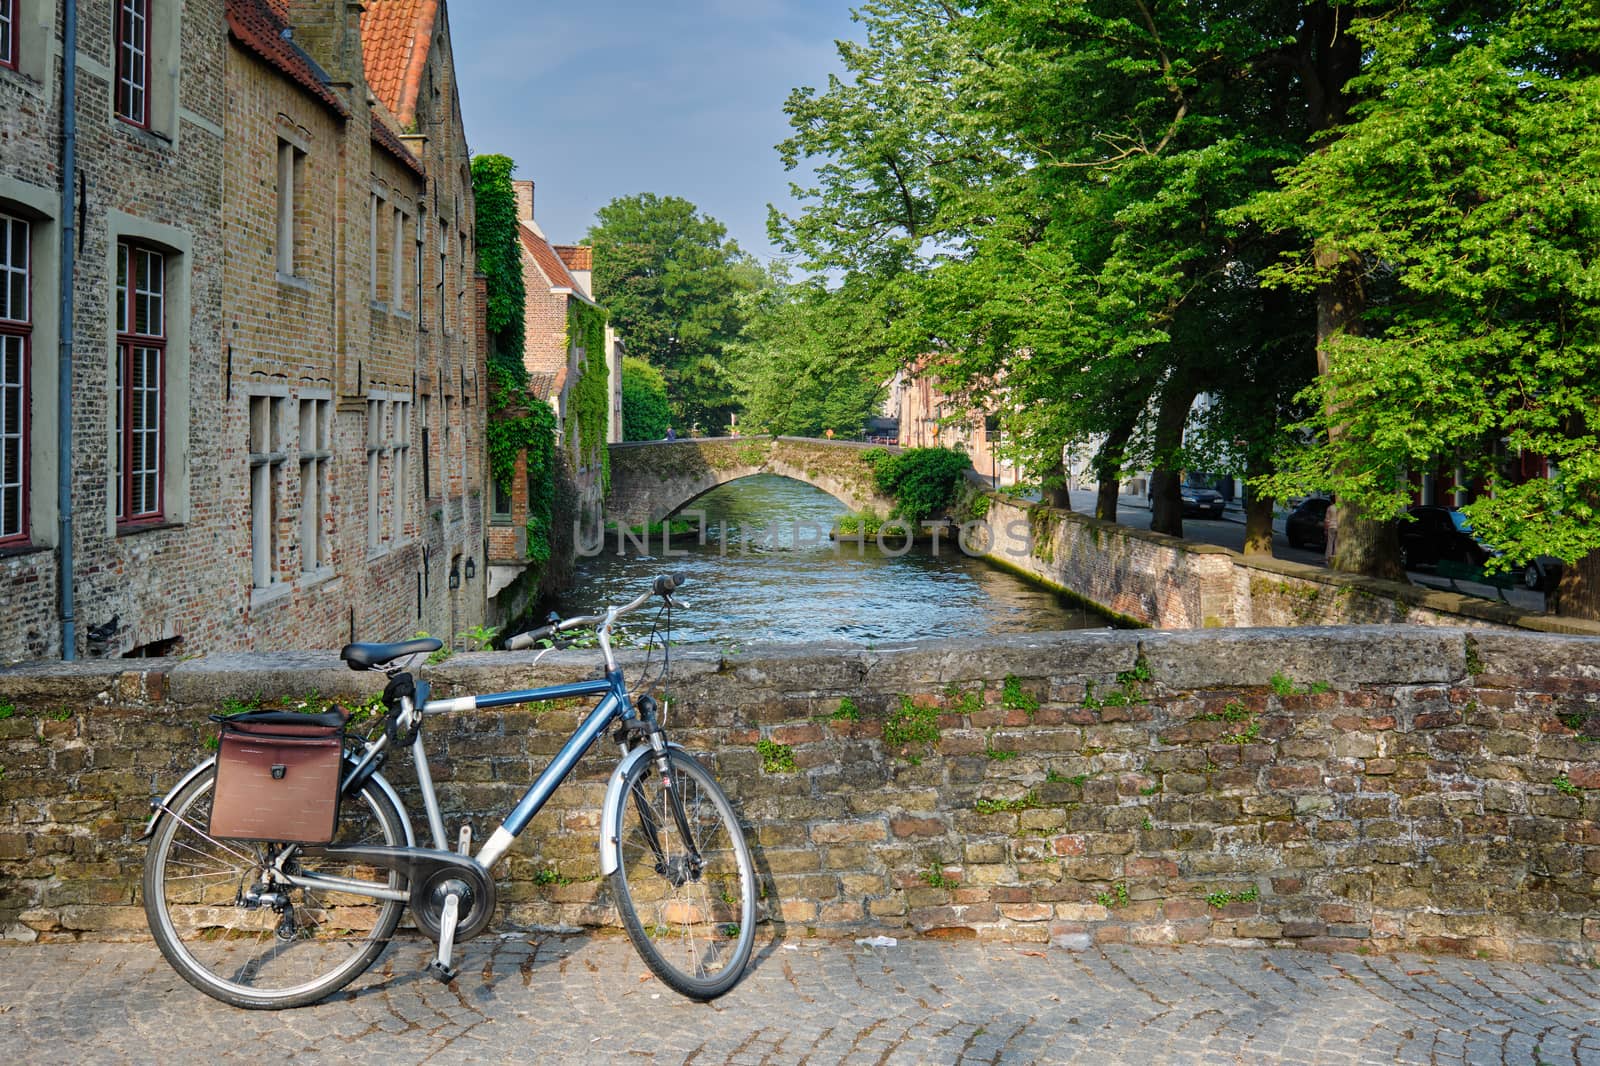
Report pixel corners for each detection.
[470,154,525,366]
[486,360,559,575]
[566,301,612,493]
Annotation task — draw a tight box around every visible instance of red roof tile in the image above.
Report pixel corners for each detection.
[361,0,439,127]
[519,225,585,295]
[226,0,347,118]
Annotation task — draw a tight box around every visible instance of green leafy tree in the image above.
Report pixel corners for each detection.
[621,356,672,441]
[732,274,887,438]
[775,1,1321,537]
[585,194,761,430]
[1245,2,1600,614]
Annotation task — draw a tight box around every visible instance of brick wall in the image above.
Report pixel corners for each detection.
[0,0,487,663]
[1,0,226,661]
[981,494,1600,636]
[2,627,1598,964]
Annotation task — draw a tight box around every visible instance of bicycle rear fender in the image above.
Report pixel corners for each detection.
[139,758,416,847]
[599,741,687,877]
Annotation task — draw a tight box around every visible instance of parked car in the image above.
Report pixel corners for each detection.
[1284,497,1331,551]
[1519,555,1565,592]
[1399,505,1492,571]
[1180,486,1226,519]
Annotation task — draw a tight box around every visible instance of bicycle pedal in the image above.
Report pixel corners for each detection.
[424,959,458,985]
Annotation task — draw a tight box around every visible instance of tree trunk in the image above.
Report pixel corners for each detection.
[1242,453,1275,556]
[1551,551,1600,620]
[1148,375,1198,537]
[1093,413,1137,523]
[1303,2,1406,581]
[1042,458,1073,511]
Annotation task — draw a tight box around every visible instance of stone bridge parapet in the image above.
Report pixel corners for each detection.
[3,627,1600,965]
[605,436,900,525]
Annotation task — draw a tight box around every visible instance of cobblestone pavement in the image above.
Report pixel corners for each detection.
[1,935,1597,1064]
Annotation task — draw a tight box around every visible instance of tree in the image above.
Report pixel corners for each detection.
[585,194,760,430]
[774,1,1322,537]
[732,274,888,438]
[620,356,672,441]
[1246,3,1600,614]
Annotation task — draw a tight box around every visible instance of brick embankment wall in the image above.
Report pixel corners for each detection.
[979,494,1600,636]
[2,628,1599,964]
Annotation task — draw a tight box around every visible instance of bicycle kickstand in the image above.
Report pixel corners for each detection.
[425,892,462,985]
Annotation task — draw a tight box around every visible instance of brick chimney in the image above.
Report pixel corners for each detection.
[512,180,535,222]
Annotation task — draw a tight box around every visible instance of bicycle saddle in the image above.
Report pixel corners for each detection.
[340,637,443,671]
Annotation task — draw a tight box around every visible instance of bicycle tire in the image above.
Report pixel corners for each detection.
[609,749,756,1000]
[142,766,409,1009]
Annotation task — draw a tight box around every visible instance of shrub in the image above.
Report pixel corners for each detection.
[621,356,672,441]
[866,447,971,525]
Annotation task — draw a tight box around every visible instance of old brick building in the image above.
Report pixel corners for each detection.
[1,0,227,662]
[0,0,487,662]
[485,180,620,623]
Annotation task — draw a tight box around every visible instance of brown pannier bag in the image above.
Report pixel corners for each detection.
[208,710,347,844]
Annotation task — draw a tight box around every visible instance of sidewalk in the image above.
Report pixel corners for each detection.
[1,935,1595,1064]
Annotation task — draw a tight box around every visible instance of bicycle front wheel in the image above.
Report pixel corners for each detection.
[610,748,756,999]
[141,767,409,1009]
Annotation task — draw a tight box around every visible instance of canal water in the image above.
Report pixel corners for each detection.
[552,475,1114,645]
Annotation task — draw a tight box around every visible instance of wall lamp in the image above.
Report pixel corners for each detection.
[449,565,461,591]
[464,557,476,581]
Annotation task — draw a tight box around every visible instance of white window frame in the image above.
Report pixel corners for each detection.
[298,393,331,575]
[248,390,287,590]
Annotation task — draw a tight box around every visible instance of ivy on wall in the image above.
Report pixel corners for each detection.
[566,301,611,494]
[470,154,525,366]
[486,361,558,570]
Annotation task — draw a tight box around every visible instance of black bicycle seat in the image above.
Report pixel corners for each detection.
[340,637,443,671]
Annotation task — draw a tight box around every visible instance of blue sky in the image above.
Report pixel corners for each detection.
[450,0,861,263]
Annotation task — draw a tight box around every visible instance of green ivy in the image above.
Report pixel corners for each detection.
[566,301,612,494]
[469,154,526,366]
[486,361,558,571]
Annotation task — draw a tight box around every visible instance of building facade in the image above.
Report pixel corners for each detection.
[0,0,487,662]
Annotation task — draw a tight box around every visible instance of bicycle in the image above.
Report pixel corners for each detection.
[140,573,757,1009]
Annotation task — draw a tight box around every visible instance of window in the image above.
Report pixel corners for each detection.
[248,394,286,588]
[1,0,18,70]
[275,139,305,277]
[392,398,409,541]
[492,476,511,521]
[114,241,164,524]
[0,213,28,544]
[366,395,411,551]
[114,0,151,127]
[298,397,330,573]
[390,206,405,313]
[369,192,379,302]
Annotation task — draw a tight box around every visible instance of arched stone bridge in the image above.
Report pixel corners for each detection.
[605,436,900,526]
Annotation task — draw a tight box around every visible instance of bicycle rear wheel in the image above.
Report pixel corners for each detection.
[610,748,756,999]
[142,767,409,1009]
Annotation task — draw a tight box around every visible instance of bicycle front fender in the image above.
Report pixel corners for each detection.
[139,759,417,848]
[599,741,687,877]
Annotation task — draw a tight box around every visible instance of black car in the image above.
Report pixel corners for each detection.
[1520,555,1565,592]
[1180,486,1225,519]
[1285,497,1331,550]
[1399,505,1492,570]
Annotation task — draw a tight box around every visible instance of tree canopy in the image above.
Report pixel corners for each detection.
[585,194,763,430]
[766,0,1600,614]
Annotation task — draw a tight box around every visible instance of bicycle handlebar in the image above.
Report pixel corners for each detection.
[503,573,688,651]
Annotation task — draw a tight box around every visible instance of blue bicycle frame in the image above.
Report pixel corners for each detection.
[416,670,639,872]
